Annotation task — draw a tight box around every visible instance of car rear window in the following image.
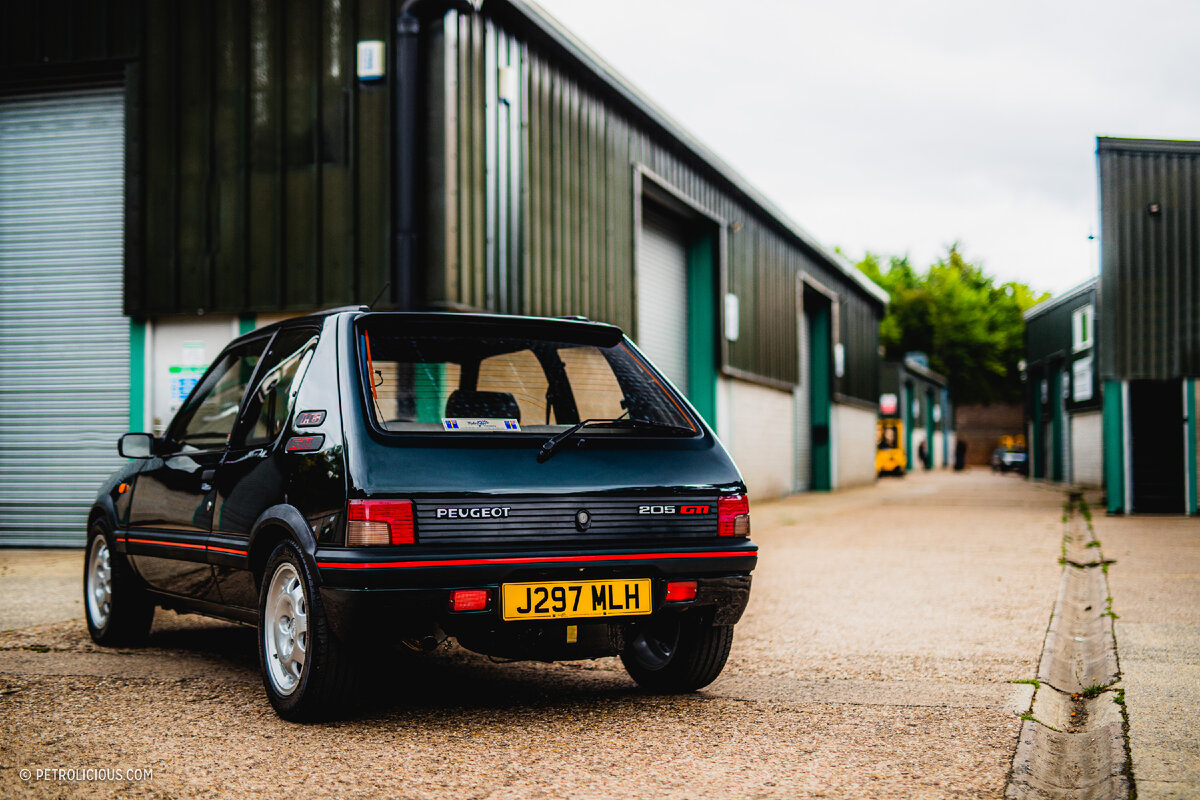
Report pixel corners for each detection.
[357,324,697,435]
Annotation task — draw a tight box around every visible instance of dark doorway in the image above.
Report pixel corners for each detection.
[806,290,833,491]
[1130,380,1185,513]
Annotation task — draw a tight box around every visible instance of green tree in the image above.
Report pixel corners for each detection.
[858,246,1048,405]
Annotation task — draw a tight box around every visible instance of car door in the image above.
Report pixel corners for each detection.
[125,336,269,599]
[209,326,321,609]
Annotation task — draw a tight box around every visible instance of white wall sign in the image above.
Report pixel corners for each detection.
[357,41,386,81]
[723,293,740,342]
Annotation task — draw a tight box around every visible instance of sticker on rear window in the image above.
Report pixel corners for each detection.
[442,418,521,432]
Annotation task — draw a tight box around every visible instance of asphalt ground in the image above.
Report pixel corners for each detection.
[0,470,1073,799]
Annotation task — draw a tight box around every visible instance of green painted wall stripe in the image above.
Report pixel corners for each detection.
[1103,380,1125,514]
[1031,384,1043,480]
[129,318,146,432]
[904,382,914,470]
[238,314,256,336]
[1051,367,1064,482]
[1187,378,1197,515]
[686,231,717,427]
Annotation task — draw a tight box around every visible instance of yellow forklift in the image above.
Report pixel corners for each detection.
[876,417,906,476]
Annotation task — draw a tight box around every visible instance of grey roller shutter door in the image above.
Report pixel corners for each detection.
[0,89,129,546]
[636,206,688,391]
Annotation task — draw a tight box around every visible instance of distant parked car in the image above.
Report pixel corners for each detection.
[991,447,1028,474]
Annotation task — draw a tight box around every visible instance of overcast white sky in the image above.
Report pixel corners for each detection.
[533,0,1200,296]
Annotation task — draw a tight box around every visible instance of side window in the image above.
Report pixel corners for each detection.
[170,339,268,450]
[1072,304,1094,353]
[238,329,319,448]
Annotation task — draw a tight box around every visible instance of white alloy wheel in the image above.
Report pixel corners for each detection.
[86,536,113,629]
[263,562,309,696]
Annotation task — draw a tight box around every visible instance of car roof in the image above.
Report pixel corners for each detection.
[233,308,626,347]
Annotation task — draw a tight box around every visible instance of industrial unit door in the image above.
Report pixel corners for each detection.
[0,89,129,546]
[636,206,689,391]
[1130,380,1185,513]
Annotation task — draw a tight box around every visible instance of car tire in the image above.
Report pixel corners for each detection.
[621,613,734,693]
[257,540,356,721]
[83,522,154,646]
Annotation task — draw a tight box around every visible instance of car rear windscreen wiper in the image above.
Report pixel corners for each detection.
[537,415,695,463]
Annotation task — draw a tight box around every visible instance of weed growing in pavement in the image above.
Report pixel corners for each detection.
[1078,496,1093,523]
[1102,596,1119,620]
[1011,679,1041,689]
[1113,688,1126,706]
[1080,680,1117,699]
[1086,540,1102,549]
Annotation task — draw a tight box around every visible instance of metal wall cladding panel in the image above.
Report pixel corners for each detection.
[1024,284,1102,413]
[431,11,881,396]
[636,205,690,389]
[134,0,391,316]
[1098,140,1200,381]
[0,0,143,72]
[414,495,719,547]
[838,289,880,402]
[0,90,129,546]
[1026,291,1085,365]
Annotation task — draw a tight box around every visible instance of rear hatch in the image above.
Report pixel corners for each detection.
[339,313,744,550]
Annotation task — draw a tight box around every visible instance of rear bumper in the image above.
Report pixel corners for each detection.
[314,543,756,645]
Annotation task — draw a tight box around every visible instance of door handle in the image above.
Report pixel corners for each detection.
[200,468,216,492]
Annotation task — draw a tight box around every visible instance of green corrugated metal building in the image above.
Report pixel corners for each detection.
[1023,278,1102,487]
[0,0,887,545]
[1096,137,1199,514]
[879,357,953,472]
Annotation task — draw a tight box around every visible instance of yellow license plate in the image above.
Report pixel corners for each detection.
[500,579,653,621]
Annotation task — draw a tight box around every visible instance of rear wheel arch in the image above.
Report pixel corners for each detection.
[247,505,320,590]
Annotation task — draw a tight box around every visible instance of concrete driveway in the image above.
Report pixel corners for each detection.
[1,470,1069,799]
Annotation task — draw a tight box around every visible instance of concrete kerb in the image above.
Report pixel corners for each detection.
[1006,493,1132,800]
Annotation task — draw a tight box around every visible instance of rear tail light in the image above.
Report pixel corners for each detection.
[346,499,415,546]
[717,494,750,537]
[665,580,698,602]
[449,589,490,612]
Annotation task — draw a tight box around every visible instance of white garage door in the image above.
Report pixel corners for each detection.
[0,89,129,546]
[636,205,688,391]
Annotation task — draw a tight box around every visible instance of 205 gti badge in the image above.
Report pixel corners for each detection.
[638,504,710,515]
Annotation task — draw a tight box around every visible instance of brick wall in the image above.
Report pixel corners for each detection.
[955,403,1025,466]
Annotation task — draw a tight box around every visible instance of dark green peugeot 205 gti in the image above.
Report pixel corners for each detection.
[85,309,756,720]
